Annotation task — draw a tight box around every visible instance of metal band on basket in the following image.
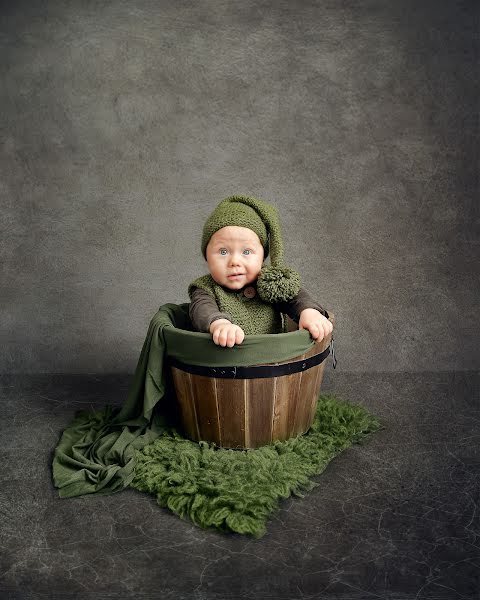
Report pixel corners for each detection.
[168,345,331,379]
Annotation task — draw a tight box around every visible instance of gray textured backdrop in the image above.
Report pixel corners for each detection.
[1,0,478,373]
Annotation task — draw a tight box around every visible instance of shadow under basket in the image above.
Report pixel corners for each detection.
[169,313,335,449]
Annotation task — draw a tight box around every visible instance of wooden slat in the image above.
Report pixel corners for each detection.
[244,379,249,448]
[216,378,246,448]
[306,360,327,428]
[190,374,221,445]
[287,367,304,438]
[296,362,320,434]
[316,349,328,394]
[290,365,307,436]
[246,377,274,448]
[272,372,297,441]
[171,368,199,441]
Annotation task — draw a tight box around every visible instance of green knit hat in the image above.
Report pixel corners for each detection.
[201,194,301,303]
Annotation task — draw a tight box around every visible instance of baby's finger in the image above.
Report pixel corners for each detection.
[322,320,333,337]
[216,329,228,347]
[235,329,245,344]
[305,323,319,340]
[226,330,237,347]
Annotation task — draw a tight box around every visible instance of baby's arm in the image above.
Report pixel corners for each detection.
[209,319,245,347]
[189,287,244,347]
[189,287,232,332]
[277,288,332,341]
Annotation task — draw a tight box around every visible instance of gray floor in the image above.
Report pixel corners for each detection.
[1,370,478,599]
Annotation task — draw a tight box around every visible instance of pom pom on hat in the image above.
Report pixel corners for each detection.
[256,265,301,304]
[202,194,301,303]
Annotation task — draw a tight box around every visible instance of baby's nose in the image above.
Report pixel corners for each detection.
[229,253,242,265]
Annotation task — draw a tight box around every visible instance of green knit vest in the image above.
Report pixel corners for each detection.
[188,274,287,335]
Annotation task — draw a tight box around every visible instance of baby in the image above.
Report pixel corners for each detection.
[188,195,333,347]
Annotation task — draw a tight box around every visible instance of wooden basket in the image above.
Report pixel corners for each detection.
[170,314,334,449]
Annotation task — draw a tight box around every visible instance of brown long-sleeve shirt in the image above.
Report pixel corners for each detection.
[189,284,329,333]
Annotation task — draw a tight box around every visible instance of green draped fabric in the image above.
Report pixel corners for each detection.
[52,303,319,498]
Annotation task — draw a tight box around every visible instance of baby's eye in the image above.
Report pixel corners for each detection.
[219,249,228,256]
[243,249,251,255]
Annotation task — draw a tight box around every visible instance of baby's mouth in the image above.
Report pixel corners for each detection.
[228,273,244,278]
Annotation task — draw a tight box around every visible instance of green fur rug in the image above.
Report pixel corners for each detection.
[130,394,381,538]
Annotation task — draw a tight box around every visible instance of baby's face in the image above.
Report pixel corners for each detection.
[206,226,264,290]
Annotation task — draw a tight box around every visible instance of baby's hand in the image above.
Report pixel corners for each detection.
[209,319,245,347]
[298,309,333,341]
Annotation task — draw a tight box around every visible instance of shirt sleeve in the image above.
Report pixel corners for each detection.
[274,288,329,324]
[189,287,233,332]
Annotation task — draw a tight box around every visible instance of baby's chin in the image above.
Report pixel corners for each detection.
[223,278,246,289]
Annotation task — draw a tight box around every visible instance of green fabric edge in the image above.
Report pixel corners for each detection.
[164,303,317,367]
